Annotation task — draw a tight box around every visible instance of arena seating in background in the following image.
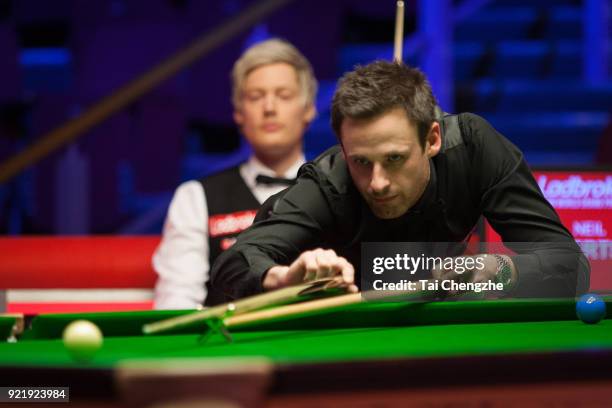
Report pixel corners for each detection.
[0,236,160,314]
[0,25,21,102]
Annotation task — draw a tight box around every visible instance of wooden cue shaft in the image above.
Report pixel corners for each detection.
[225,292,363,328]
[393,0,405,62]
[225,280,444,329]
[0,313,25,336]
[142,278,343,334]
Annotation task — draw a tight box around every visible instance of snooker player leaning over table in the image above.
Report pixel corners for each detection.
[209,60,590,303]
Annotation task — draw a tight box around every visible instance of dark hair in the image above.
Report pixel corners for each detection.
[331,61,438,148]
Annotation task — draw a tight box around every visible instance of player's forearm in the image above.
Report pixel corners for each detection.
[491,254,518,293]
[508,245,589,297]
[209,248,270,301]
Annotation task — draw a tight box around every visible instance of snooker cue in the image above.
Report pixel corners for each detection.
[142,278,348,335]
[225,292,362,327]
[0,313,25,337]
[393,1,405,62]
[225,281,444,329]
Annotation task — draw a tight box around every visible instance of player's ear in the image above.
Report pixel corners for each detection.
[339,137,346,159]
[233,110,244,127]
[303,103,316,124]
[425,122,441,158]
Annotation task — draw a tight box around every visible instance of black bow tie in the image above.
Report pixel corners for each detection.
[256,174,296,186]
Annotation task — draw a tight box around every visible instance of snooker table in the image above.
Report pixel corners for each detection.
[1,297,612,407]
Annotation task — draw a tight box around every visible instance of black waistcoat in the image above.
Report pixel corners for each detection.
[200,166,260,305]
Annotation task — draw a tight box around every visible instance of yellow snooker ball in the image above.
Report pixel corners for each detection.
[62,320,103,362]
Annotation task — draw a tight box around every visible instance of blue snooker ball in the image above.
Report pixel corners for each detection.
[576,294,607,324]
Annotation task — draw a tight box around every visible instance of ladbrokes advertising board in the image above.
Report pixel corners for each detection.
[486,170,612,291]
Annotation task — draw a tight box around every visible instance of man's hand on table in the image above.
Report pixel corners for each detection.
[263,248,359,293]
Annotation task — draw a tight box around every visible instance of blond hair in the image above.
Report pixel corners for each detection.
[231,38,317,110]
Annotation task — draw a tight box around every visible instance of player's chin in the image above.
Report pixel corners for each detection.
[254,137,297,153]
[368,203,403,220]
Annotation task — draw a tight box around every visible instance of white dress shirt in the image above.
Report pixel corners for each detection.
[152,155,305,309]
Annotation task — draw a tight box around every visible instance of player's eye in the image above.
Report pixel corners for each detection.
[353,157,371,166]
[278,90,295,100]
[245,92,263,102]
[387,154,404,163]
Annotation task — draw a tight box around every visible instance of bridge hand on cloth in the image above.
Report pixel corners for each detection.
[263,248,359,293]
